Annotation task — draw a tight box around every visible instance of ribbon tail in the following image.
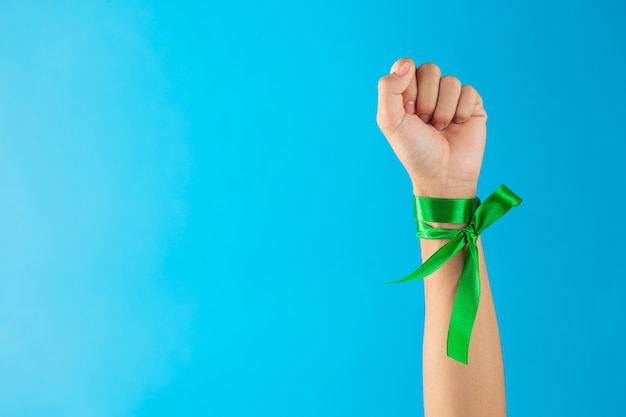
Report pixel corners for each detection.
[386,234,467,284]
[446,242,481,364]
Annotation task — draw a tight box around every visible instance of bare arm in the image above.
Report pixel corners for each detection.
[376,58,506,416]
[421,235,506,416]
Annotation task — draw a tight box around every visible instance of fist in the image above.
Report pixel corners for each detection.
[376,58,488,198]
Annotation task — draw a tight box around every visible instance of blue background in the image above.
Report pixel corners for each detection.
[1,1,624,416]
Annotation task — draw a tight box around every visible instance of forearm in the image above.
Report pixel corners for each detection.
[421,234,506,417]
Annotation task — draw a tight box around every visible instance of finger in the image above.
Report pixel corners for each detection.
[390,58,418,114]
[453,85,486,124]
[415,63,442,124]
[431,75,462,130]
[376,60,414,136]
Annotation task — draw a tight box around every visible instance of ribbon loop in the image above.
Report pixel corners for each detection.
[386,184,522,364]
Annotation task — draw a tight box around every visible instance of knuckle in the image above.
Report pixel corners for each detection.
[417,62,441,77]
[462,84,477,95]
[377,75,390,90]
[441,75,462,88]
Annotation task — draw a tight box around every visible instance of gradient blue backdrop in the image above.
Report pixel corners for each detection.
[1,1,624,416]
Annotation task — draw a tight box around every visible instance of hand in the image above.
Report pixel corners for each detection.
[376,58,487,198]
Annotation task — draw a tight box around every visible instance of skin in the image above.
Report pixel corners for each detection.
[376,58,507,417]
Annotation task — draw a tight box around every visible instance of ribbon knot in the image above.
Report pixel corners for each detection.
[459,225,477,244]
[386,184,522,364]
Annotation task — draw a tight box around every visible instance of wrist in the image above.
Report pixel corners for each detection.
[411,177,478,199]
[412,184,477,199]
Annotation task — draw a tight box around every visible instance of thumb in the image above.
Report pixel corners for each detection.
[376,60,414,137]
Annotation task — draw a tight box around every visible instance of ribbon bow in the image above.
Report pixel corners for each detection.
[387,184,522,364]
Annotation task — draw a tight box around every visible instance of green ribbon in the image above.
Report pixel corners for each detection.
[387,184,522,364]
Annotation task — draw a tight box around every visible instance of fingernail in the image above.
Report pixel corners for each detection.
[405,101,415,114]
[396,62,410,77]
[434,122,445,130]
[419,114,430,123]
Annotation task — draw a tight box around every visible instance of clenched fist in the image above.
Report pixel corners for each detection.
[376,58,487,198]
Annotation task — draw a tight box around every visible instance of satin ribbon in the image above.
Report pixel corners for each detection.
[387,184,522,364]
